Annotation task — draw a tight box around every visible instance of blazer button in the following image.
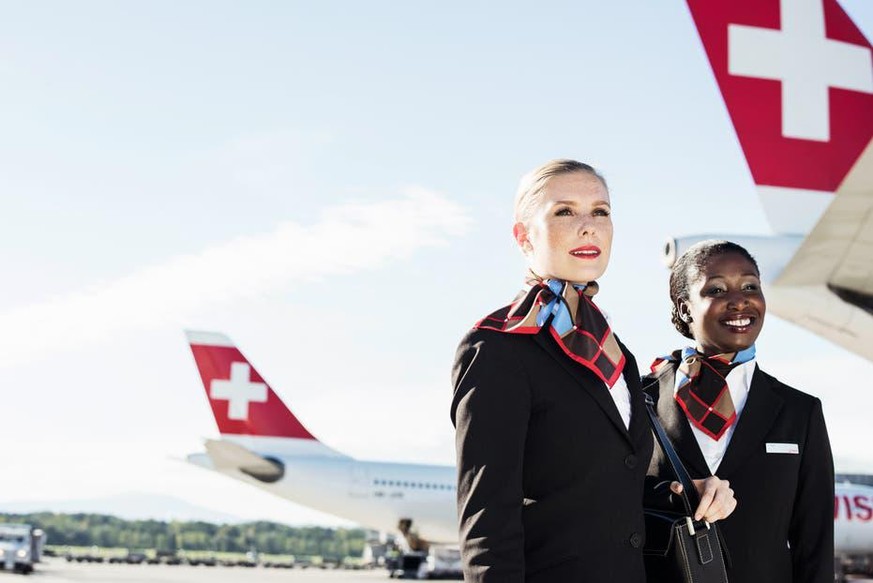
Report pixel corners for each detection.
[624,454,637,469]
[629,532,643,548]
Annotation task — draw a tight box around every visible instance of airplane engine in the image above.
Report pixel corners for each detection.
[240,456,285,484]
[663,235,805,284]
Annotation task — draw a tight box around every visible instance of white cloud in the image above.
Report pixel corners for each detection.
[0,189,471,368]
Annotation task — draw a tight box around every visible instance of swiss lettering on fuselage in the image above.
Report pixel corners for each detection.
[835,494,873,522]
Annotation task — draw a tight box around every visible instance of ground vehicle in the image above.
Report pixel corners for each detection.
[388,546,462,580]
[417,546,462,580]
[0,524,43,574]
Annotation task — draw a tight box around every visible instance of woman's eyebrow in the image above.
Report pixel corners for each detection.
[705,272,760,280]
[549,199,611,207]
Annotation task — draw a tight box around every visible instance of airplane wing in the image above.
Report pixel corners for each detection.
[769,141,873,361]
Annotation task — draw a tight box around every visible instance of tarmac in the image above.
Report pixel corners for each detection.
[20,557,873,582]
[18,557,395,582]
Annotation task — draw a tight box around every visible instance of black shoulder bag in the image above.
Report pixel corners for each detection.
[643,392,730,583]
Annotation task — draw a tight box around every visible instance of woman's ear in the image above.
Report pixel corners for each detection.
[677,300,693,324]
[513,222,531,254]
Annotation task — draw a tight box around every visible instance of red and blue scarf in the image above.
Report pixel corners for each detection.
[651,345,756,440]
[476,278,625,388]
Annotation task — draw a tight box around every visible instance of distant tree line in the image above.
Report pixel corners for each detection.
[0,513,367,559]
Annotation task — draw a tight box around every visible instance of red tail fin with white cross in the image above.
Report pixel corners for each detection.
[686,0,873,233]
[186,330,316,440]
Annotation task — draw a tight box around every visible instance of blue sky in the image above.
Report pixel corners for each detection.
[2,1,872,526]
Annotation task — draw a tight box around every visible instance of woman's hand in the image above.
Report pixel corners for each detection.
[670,477,736,522]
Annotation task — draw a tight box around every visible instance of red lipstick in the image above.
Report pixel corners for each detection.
[569,245,601,259]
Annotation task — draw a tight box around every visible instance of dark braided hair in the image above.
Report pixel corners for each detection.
[669,240,760,339]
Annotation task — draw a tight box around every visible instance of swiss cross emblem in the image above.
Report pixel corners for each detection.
[687,0,873,192]
[210,362,267,420]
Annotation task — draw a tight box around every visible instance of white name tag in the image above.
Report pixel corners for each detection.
[766,442,799,454]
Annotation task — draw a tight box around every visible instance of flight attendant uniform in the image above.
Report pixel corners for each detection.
[452,280,654,582]
[645,358,834,583]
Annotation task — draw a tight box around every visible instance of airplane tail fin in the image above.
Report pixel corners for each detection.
[685,0,873,234]
[186,330,317,440]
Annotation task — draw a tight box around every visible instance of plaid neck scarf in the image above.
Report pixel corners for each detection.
[476,277,625,388]
[651,345,756,440]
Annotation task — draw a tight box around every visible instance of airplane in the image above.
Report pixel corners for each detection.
[666,0,873,361]
[184,331,873,562]
[184,330,458,551]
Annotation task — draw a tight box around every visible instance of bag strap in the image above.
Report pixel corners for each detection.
[643,390,700,518]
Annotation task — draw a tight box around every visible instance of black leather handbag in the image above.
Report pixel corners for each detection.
[643,393,730,583]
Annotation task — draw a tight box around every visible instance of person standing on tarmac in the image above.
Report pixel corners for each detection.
[451,159,737,582]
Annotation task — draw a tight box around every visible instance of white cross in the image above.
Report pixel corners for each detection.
[728,0,873,141]
[210,362,267,420]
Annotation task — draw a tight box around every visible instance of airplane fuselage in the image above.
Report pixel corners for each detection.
[835,482,873,554]
[190,438,873,553]
[188,435,458,544]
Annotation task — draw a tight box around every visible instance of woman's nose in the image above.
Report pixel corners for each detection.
[577,216,594,236]
[726,290,749,308]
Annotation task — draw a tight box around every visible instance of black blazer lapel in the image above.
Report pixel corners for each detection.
[621,343,650,449]
[716,365,784,478]
[531,331,632,445]
[650,367,712,478]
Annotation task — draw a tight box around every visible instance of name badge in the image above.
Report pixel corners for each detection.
[766,442,799,454]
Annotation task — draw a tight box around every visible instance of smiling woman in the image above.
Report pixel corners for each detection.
[645,239,835,583]
[669,241,765,355]
[511,165,613,284]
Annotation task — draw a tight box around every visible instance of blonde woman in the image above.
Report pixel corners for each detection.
[451,160,736,582]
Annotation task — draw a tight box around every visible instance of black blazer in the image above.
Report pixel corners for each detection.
[645,364,834,583]
[451,325,654,582]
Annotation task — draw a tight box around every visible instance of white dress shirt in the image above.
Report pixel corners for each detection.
[683,359,756,473]
[610,373,632,430]
[600,309,631,430]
